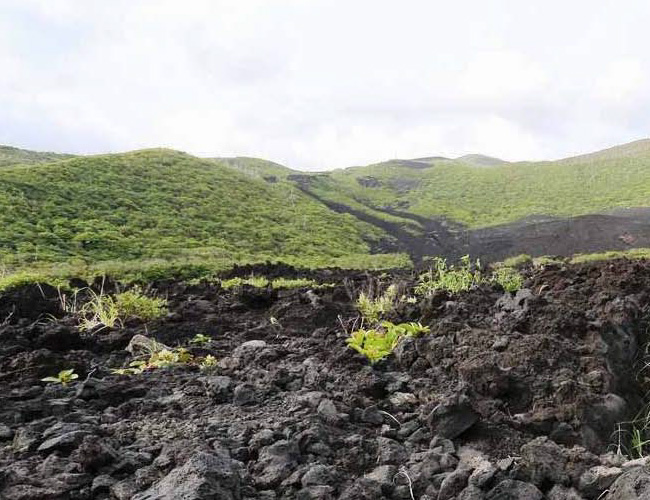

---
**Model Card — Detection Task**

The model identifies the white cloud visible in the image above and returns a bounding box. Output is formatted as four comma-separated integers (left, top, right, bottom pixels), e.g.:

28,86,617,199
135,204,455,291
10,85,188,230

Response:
594,59,647,104
1,0,650,169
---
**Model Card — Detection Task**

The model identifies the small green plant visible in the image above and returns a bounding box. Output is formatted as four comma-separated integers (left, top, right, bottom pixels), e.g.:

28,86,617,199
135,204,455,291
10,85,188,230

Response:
112,360,148,376
78,289,121,332
190,333,213,345
112,346,195,375
631,427,650,458
357,284,398,323
200,355,218,372
346,321,430,363
114,286,167,321
415,255,483,296
492,266,524,292
41,369,79,386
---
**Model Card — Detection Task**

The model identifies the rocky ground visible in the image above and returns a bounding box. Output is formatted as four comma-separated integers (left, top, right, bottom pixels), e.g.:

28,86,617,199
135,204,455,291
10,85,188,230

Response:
2,261,650,499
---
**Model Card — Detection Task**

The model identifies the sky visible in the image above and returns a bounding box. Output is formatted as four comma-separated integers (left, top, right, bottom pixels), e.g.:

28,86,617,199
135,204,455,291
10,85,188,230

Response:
1,0,650,171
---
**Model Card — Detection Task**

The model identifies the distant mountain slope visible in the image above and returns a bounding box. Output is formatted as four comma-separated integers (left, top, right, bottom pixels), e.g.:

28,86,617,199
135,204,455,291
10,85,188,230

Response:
300,139,650,228
0,149,398,270
0,145,74,167
456,154,508,167
557,138,650,163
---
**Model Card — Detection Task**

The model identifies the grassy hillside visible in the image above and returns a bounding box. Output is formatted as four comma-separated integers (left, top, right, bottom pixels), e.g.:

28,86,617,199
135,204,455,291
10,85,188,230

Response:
304,140,650,228
0,145,74,168
0,149,407,282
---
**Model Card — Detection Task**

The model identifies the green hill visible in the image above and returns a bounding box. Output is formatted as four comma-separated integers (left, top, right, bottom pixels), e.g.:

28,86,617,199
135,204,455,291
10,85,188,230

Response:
0,145,74,168
3,138,650,286
0,149,405,283
303,140,650,228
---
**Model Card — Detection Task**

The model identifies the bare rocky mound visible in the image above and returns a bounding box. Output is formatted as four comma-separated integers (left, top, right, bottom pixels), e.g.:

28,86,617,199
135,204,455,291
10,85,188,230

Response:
2,261,650,499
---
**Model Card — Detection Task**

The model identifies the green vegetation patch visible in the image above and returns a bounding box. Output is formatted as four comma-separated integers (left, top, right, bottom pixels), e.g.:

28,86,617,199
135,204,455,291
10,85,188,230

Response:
346,321,430,363
0,149,401,274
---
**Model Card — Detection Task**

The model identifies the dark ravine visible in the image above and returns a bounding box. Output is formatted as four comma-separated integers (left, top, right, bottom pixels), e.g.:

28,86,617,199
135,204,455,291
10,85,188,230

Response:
4,261,650,498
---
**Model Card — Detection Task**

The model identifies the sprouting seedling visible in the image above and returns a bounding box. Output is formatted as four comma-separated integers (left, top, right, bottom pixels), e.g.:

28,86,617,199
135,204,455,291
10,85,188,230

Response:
41,369,79,386
190,333,213,345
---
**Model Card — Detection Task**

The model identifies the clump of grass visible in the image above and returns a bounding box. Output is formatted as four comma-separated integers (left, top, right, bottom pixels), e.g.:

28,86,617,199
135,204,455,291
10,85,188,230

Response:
357,284,398,323
114,286,167,321
78,290,121,332
492,266,524,292
346,321,430,363
415,255,483,296
77,286,166,332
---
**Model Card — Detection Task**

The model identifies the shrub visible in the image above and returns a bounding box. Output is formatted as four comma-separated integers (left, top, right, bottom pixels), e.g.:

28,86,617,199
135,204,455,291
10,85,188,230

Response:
114,286,167,321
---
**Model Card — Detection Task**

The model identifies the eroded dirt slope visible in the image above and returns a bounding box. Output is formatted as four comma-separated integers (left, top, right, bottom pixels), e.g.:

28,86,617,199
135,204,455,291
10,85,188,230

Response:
2,262,650,499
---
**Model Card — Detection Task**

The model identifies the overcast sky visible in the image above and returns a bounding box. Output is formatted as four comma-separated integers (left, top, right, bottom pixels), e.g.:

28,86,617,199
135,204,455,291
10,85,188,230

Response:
1,0,650,170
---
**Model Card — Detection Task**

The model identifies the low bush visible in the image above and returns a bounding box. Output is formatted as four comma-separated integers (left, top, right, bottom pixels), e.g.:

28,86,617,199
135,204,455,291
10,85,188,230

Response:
114,286,168,321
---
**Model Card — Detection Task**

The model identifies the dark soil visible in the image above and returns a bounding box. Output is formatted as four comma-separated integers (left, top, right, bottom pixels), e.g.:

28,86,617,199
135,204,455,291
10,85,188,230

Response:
3,261,650,499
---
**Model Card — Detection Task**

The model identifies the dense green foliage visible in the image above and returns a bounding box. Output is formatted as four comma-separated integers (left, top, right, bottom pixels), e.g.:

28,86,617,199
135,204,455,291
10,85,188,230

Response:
0,149,406,281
